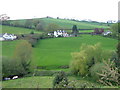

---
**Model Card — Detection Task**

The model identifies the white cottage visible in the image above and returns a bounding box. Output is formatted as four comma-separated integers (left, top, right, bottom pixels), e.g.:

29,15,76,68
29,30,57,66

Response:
102,31,112,36
0,33,17,41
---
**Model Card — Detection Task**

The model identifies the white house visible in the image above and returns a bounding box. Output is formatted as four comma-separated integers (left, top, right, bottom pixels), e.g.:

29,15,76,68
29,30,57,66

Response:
102,31,112,36
48,30,69,37
0,33,17,41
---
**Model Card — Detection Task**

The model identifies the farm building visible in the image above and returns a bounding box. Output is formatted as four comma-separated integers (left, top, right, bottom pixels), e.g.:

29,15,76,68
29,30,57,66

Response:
102,30,112,36
48,30,69,37
0,33,17,41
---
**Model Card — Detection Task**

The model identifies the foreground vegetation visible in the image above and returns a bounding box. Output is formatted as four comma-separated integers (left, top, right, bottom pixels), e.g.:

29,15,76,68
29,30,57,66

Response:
3,76,119,88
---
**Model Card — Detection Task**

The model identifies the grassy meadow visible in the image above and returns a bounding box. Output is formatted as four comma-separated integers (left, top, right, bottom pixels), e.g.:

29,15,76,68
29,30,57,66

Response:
33,35,118,68
0,25,42,34
2,35,118,69
9,18,110,29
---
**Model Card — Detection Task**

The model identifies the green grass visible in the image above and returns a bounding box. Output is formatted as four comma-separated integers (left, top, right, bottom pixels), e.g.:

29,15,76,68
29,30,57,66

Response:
2,35,118,69
1,40,24,57
2,76,54,88
9,18,110,29
3,76,118,88
0,25,42,34
2,76,100,88
41,18,110,29
33,35,118,67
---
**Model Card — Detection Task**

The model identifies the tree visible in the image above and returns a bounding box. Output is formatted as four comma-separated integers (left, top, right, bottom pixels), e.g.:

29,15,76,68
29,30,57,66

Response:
35,21,46,31
24,19,33,29
13,40,33,75
70,43,113,76
111,23,120,37
0,14,10,21
32,19,40,29
72,25,78,37
12,21,20,27
2,56,25,78
0,14,10,25
46,23,60,32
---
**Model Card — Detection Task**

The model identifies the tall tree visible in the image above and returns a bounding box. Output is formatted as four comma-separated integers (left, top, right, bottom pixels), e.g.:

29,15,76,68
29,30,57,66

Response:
35,20,45,31
72,25,78,37
32,19,40,29
13,40,33,75
24,19,33,29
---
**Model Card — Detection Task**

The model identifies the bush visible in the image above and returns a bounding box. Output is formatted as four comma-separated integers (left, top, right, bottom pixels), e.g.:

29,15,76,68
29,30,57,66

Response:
28,39,38,47
90,63,105,81
30,31,34,34
13,41,33,76
2,56,27,78
70,51,88,76
53,71,68,88
110,52,119,68
70,43,112,76
97,60,120,86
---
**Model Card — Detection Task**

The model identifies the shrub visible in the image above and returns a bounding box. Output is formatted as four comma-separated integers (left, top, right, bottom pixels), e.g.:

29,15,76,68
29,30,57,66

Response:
2,56,26,78
53,71,68,88
30,31,34,34
110,52,119,68
97,60,120,86
70,43,112,76
70,51,88,76
28,39,38,47
13,40,33,76
90,63,105,81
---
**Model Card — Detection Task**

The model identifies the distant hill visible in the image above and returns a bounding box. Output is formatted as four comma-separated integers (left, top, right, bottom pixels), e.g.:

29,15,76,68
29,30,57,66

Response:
6,18,110,30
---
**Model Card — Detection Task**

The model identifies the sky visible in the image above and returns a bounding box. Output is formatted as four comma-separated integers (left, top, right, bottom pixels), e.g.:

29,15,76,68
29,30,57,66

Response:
0,0,119,22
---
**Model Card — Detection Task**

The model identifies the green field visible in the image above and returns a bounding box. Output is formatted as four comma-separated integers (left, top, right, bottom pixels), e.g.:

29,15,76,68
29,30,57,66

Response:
33,35,118,68
41,18,110,29
9,18,110,29
2,35,118,69
0,25,42,34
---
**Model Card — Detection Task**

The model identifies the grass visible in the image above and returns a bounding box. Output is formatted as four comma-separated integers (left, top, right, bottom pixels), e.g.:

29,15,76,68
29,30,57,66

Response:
9,18,110,30
2,76,54,88
2,76,101,88
2,76,119,88
2,35,118,69
40,18,110,29
0,25,42,34
33,35,118,68
1,40,25,57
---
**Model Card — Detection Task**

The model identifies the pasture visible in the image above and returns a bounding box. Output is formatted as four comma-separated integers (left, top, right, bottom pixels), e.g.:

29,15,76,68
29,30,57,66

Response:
2,35,118,69
0,25,41,34
41,18,110,29
9,18,110,29
33,35,118,68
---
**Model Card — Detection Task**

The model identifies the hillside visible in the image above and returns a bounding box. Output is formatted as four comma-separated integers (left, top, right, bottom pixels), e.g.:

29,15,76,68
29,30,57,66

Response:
2,35,118,69
7,18,110,30
0,25,42,34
